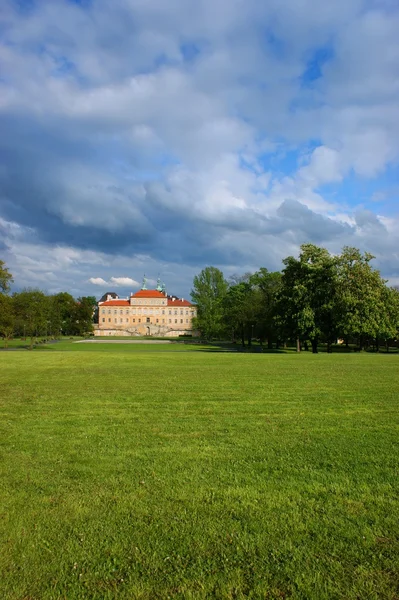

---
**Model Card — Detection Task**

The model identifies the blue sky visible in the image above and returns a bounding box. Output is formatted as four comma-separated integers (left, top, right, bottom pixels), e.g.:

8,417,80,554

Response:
1,0,399,298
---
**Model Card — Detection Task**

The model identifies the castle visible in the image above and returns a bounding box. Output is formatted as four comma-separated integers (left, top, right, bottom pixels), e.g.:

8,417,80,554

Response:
95,277,197,337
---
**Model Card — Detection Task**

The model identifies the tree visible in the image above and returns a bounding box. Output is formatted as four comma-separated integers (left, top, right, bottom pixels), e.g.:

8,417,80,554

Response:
0,260,13,293
223,280,258,346
275,244,338,353
0,294,15,347
70,297,95,335
336,247,388,349
191,267,228,339
49,292,76,336
250,268,282,348
13,289,49,349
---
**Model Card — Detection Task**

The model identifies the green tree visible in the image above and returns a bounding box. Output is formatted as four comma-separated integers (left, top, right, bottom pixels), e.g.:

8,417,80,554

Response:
223,280,258,346
275,244,338,353
250,268,282,348
0,294,15,347
336,247,388,349
0,260,13,293
70,297,95,335
13,289,49,349
49,292,76,336
191,267,228,339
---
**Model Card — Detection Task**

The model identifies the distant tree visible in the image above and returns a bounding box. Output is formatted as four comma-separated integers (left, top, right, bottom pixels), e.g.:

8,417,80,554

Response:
250,268,282,348
0,294,15,347
13,289,49,349
49,292,77,336
70,297,95,335
377,286,399,351
223,280,258,346
335,247,388,349
275,244,338,353
0,260,13,293
191,267,228,339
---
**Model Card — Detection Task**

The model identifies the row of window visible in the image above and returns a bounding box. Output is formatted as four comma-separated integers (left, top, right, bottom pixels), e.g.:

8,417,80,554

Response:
102,318,190,325
101,308,193,316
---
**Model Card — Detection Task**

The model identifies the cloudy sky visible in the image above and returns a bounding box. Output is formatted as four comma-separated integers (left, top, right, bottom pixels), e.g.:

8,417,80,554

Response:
1,0,399,299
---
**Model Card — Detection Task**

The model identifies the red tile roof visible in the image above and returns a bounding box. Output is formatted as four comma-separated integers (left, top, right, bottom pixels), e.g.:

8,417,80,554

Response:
167,298,193,307
131,290,166,298
99,300,130,306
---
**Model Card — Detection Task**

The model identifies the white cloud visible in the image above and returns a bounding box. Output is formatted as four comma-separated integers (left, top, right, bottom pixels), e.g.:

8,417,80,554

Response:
0,0,399,292
89,277,108,286
110,277,140,287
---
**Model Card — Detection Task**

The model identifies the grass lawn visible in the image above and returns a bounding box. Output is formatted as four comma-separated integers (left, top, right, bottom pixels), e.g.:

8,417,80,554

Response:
1,343,399,599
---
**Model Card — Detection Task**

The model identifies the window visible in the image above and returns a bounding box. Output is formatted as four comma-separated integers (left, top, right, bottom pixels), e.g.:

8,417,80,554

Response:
108,318,111,323
114,309,117,315
146,317,150,323
169,319,171,324
120,318,123,323
186,319,189,324
120,310,123,315
156,318,159,323
102,318,105,323
138,319,141,323
102,309,105,314
126,309,129,314
175,319,177,324
169,309,172,315
133,319,135,323
162,319,165,324
174,309,177,315
126,318,129,322
114,318,117,323
162,309,165,315
180,309,183,315
185,310,188,315
180,319,183,324
108,309,111,314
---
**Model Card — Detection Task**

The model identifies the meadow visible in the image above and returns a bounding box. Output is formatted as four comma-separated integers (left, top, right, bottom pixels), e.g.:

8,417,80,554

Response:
1,341,399,599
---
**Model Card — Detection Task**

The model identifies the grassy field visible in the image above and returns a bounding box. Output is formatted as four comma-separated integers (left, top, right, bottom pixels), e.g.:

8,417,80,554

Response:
1,342,399,599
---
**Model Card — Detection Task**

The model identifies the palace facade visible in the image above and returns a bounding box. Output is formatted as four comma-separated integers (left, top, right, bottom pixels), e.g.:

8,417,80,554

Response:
95,280,197,337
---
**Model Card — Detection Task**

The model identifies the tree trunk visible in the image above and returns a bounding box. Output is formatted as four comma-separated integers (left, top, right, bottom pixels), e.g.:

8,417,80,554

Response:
296,338,301,353
386,342,389,353
311,339,318,354
241,327,245,347
376,338,380,353
268,339,273,349
327,340,332,353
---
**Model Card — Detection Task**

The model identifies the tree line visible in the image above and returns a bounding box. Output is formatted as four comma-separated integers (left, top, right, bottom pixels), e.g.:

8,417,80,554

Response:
0,261,96,349
191,244,399,353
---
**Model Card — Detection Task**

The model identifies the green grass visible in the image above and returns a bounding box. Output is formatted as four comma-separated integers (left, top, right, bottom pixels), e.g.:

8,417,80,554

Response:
1,345,399,599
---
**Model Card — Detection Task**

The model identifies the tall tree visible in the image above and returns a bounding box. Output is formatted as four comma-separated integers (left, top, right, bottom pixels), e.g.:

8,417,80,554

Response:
0,294,15,347
336,247,388,348
49,292,77,336
191,267,228,339
223,280,258,346
70,297,95,335
0,260,13,293
275,244,338,353
250,268,282,348
13,289,49,349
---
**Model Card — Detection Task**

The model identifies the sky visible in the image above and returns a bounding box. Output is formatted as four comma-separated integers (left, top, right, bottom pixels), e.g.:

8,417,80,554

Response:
1,0,399,299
